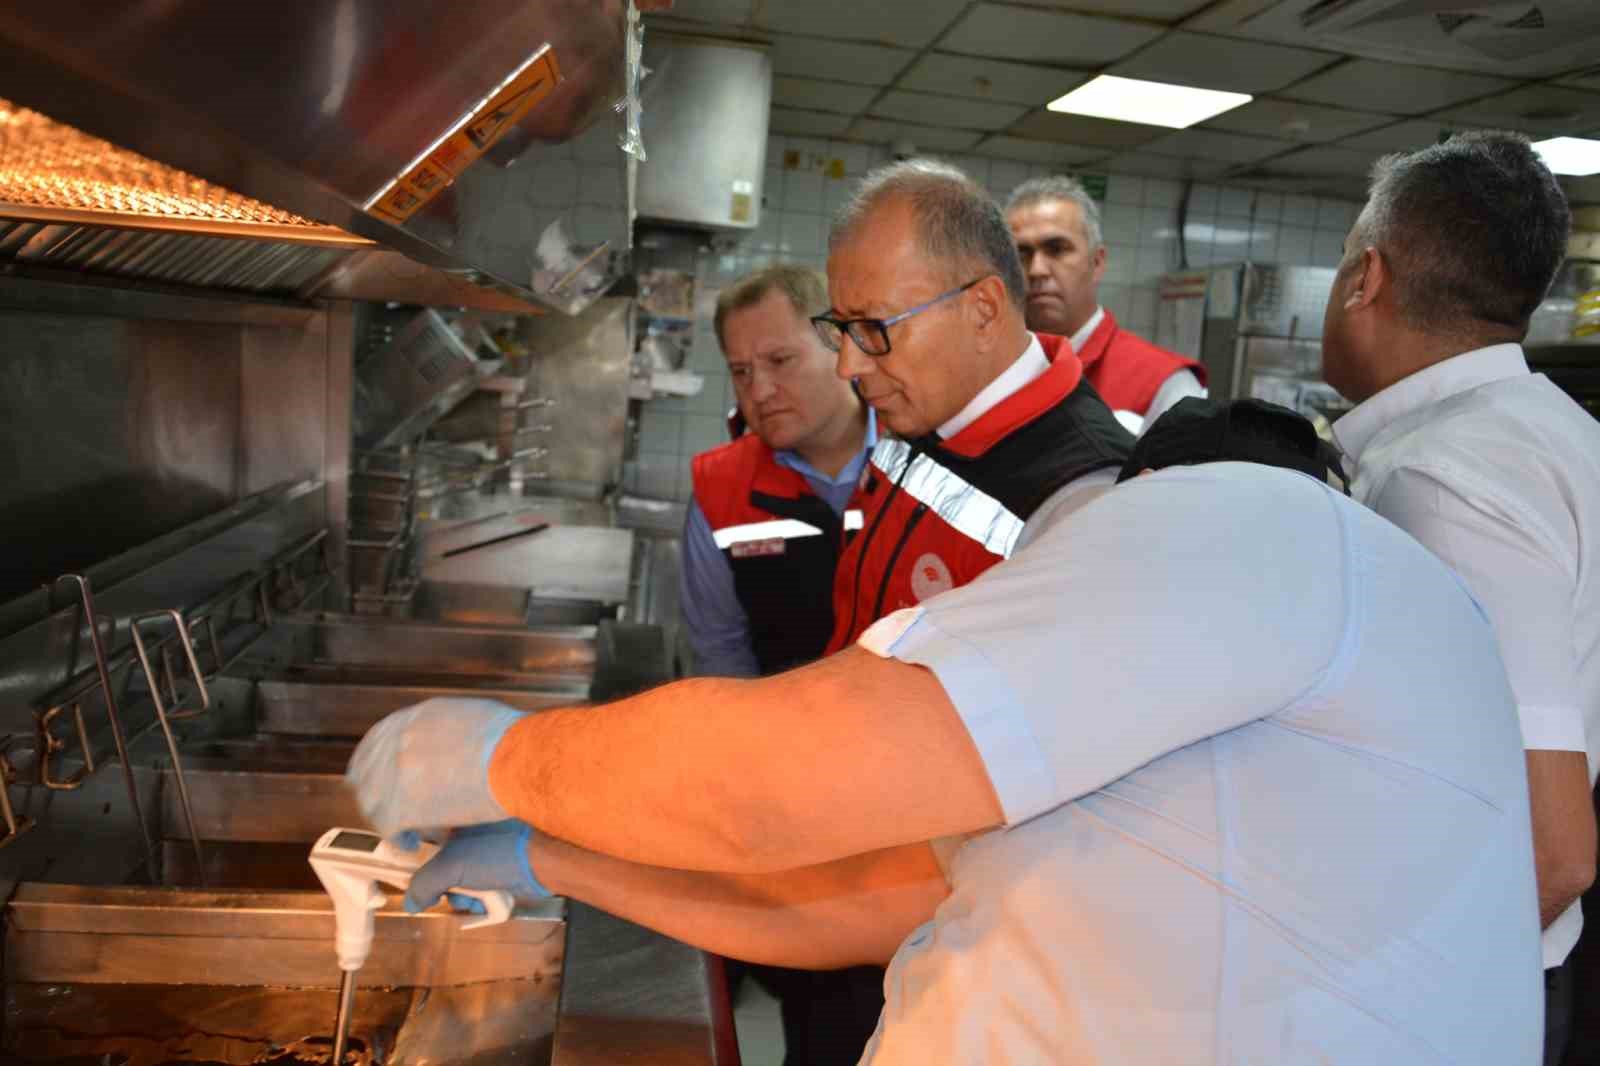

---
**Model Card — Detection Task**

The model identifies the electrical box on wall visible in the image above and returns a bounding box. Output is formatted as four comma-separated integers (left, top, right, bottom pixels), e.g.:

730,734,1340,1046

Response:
636,35,771,230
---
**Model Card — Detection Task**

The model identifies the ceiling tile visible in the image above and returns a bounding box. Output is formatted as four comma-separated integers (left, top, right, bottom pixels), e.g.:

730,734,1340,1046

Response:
1282,60,1515,117
755,0,969,49
973,136,1110,166
1009,110,1170,150
871,90,1029,131
1101,152,1228,180
846,118,982,153
770,35,915,87
1431,85,1600,137
941,5,1163,67
1109,32,1336,95
1145,128,1295,164
1259,145,1379,177
1333,119,1459,155
1008,0,1213,21
897,53,1088,107
769,107,854,138
1204,98,1392,144
773,77,879,115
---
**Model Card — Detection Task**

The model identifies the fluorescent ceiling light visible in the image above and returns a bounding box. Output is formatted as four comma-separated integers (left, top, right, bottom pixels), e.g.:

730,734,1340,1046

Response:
1048,74,1250,130
1533,136,1600,177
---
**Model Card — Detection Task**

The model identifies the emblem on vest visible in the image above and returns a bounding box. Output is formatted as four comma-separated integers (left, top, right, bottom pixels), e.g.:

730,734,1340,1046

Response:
731,537,786,559
910,552,953,601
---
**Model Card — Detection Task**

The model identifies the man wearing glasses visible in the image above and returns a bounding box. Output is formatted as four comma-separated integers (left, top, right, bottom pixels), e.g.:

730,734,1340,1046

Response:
812,160,1133,654
680,264,885,1064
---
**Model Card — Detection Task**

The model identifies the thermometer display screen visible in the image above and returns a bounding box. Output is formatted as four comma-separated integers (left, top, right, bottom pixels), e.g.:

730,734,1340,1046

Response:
329,831,382,853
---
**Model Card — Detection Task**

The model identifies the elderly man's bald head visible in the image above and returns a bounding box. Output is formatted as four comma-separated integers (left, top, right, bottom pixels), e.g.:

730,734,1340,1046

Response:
830,159,1027,312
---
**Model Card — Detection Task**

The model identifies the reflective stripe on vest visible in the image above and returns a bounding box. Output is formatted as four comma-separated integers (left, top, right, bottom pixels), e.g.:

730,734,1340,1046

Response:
712,518,825,549
869,438,1025,558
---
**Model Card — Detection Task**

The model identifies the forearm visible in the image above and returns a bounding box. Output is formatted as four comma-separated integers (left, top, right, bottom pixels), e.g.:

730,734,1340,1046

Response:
487,649,1000,873
533,834,948,969
1526,750,1597,928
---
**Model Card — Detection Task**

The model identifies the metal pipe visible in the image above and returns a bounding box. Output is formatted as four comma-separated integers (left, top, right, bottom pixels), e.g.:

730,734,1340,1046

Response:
130,611,207,885
331,969,357,1066
46,574,156,876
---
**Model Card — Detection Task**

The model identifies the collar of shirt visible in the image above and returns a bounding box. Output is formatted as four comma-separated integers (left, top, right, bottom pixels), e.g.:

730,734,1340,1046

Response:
774,406,879,491
1069,306,1106,356
1333,343,1530,463
936,333,1050,440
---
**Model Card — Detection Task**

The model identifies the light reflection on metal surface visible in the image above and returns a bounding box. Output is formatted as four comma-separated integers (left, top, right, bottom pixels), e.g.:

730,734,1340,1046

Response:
0,98,361,240
0,2,635,312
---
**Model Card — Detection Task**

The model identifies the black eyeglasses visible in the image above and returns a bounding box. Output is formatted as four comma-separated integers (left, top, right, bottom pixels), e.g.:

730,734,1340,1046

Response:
811,277,985,357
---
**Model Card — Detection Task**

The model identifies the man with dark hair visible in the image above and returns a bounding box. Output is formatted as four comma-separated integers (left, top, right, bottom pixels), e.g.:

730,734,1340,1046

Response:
815,159,1133,652
1006,175,1206,429
1116,396,1347,491
682,263,882,1065
1323,129,1600,1064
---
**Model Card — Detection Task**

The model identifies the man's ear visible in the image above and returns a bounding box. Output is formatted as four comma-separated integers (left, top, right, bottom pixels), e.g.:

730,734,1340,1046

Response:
969,275,1008,338
1346,247,1386,312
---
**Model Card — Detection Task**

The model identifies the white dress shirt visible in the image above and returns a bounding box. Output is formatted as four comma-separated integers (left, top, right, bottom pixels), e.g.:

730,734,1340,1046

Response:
858,463,1540,1064
1334,343,1600,968
1070,305,1207,433
936,333,1048,440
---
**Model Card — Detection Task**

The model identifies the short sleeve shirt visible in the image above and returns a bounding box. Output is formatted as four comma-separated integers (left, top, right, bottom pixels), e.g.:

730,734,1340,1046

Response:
857,463,1541,1065
1334,345,1600,967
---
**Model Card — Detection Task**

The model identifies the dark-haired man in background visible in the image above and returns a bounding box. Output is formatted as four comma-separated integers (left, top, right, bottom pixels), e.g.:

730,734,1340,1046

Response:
1322,130,1600,1064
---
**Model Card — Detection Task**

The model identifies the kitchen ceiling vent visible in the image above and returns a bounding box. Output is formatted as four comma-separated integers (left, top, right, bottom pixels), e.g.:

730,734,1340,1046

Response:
1229,0,1600,77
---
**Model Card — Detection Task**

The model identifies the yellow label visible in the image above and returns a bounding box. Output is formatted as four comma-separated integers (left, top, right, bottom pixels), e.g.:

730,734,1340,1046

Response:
730,192,752,223
370,49,563,225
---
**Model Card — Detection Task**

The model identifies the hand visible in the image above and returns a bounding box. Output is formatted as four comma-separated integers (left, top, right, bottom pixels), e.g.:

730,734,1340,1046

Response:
346,697,525,838
404,820,550,914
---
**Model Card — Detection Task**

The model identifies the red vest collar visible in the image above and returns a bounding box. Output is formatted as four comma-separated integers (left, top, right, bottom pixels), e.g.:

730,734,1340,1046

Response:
1073,310,1118,372
939,333,1083,459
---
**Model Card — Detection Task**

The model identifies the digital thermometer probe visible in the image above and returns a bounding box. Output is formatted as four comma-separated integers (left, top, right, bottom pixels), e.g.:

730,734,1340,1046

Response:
309,827,513,1063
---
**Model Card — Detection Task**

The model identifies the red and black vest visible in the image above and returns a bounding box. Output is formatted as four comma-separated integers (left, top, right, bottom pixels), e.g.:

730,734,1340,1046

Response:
826,333,1133,653
1077,309,1207,415
692,434,867,675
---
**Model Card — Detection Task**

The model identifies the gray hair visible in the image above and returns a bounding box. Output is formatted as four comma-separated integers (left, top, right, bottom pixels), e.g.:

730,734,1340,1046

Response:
1005,175,1104,250
1360,130,1569,334
830,158,1027,311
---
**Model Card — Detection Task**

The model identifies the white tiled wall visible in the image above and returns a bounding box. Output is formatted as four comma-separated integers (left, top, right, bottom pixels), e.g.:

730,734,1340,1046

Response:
624,135,1364,502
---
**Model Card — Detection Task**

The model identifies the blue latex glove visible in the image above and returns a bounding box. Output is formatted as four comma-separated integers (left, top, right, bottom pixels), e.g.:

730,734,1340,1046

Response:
345,697,525,838
403,820,550,914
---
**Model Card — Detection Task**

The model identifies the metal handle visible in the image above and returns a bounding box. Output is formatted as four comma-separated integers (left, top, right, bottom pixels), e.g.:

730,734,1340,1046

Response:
132,611,211,721
0,746,36,850
43,574,156,871
131,610,209,885
37,701,95,790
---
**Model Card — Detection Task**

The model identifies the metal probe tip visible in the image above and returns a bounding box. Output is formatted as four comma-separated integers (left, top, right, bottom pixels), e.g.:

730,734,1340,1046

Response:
331,969,357,1065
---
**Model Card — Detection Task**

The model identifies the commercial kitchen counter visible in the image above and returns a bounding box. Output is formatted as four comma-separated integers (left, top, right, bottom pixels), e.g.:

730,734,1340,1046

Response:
556,903,739,1066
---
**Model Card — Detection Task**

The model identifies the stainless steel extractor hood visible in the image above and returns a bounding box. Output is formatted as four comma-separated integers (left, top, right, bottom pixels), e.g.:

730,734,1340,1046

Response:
0,1,638,314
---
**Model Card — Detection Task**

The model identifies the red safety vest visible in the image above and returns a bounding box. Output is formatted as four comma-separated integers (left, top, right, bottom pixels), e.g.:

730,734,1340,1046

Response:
825,333,1133,653
692,434,867,675
1076,310,1207,416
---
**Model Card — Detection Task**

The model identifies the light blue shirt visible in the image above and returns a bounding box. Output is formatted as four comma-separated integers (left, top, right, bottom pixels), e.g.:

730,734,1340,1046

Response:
857,463,1541,1065
680,410,877,677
